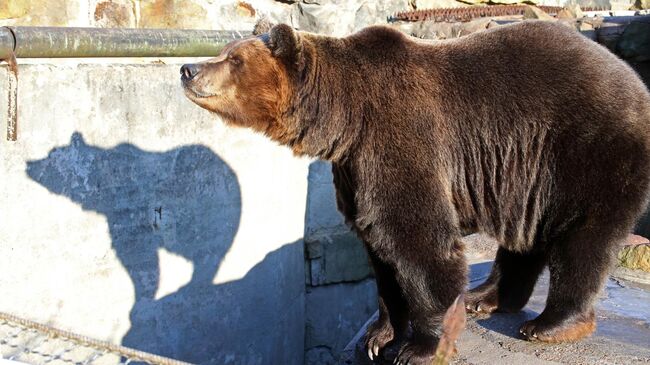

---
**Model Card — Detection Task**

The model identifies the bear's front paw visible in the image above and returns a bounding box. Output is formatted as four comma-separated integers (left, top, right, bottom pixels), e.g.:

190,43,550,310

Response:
393,340,437,365
464,287,498,315
364,319,395,361
520,311,596,343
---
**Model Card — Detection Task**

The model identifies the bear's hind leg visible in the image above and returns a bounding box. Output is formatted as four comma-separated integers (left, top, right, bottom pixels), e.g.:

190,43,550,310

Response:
364,250,409,361
519,225,617,342
466,246,546,315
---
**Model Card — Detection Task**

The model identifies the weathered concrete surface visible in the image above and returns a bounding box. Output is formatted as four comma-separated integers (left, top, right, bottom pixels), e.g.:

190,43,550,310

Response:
305,161,378,365
306,279,378,365
0,59,309,365
340,258,650,364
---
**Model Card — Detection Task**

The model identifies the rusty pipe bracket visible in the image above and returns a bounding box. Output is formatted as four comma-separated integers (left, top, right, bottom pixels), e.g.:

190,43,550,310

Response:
1,26,18,141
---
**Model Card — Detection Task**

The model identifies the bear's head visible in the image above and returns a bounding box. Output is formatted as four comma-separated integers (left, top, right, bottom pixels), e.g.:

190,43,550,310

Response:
181,24,304,143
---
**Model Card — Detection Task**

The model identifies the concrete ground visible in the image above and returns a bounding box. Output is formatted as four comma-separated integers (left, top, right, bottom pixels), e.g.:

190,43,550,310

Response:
340,236,650,365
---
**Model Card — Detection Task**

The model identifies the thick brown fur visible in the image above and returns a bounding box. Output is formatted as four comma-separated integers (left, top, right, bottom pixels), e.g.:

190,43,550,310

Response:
181,21,650,364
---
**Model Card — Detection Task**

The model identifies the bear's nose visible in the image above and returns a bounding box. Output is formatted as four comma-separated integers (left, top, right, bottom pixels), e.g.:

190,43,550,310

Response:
180,64,200,80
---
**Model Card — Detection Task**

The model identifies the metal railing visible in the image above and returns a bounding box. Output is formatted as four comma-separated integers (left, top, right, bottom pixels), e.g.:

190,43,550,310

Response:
0,27,247,58
0,26,248,141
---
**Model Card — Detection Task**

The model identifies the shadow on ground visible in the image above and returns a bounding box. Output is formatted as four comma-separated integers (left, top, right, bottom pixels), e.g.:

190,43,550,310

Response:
26,132,303,365
468,261,539,340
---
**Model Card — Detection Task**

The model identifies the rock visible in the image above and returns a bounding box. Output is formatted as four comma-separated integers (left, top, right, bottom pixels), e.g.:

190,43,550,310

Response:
291,0,410,36
139,0,210,29
523,5,556,21
0,0,76,26
403,20,457,40
460,17,498,35
557,4,584,20
616,21,650,61
93,0,136,28
137,0,293,31
253,16,274,35
635,0,650,9
566,4,585,18
557,9,575,19
618,243,650,272
401,18,509,40
578,20,597,40
0,1,30,19
610,0,636,10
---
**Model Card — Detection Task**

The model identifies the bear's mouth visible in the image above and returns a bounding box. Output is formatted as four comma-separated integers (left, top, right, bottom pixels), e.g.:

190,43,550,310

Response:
182,82,219,99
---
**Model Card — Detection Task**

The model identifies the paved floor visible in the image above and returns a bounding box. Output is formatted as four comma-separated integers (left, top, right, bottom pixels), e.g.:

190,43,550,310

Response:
0,313,189,365
341,259,650,365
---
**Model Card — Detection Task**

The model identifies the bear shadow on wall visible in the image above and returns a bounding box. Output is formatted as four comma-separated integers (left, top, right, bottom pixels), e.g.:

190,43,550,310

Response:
26,132,302,364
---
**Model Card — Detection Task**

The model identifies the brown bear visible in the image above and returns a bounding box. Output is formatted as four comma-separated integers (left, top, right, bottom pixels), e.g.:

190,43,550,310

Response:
180,21,650,364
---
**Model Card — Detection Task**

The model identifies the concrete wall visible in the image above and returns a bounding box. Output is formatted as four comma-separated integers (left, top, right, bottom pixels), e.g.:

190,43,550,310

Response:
0,59,309,365
303,162,377,365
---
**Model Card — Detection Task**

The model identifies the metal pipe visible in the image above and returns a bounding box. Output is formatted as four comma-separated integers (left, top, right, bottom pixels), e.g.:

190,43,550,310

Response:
0,28,15,60
0,26,247,58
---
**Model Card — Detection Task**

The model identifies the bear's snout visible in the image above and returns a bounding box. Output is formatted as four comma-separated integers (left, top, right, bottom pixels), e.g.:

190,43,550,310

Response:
180,64,201,81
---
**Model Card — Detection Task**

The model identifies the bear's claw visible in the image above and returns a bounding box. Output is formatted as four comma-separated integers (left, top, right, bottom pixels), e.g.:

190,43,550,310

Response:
464,289,499,315
364,319,395,362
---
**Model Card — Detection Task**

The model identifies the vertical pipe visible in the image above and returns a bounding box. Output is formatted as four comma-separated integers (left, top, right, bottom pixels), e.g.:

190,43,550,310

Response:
6,54,17,141
1,27,18,141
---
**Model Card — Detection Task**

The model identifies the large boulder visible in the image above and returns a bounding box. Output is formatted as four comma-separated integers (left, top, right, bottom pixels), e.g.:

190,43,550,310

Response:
617,21,650,61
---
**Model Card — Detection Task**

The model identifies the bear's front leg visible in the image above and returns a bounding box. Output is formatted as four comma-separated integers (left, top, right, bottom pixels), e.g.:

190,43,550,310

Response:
391,237,467,365
368,201,467,365
364,249,409,361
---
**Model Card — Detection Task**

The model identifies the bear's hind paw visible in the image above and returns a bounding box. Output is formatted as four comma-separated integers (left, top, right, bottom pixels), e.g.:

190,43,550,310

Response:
520,311,596,343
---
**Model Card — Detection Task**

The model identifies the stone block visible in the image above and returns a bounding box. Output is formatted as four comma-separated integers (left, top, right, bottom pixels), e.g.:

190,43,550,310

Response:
139,0,210,29
93,0,136,28
305,161,347,237
0,0,81,26
291,0,410,37
306,232,373,286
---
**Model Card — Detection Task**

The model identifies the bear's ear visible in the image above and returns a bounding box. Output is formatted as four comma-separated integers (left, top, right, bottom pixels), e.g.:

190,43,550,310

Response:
267,24,303,70
70,132,86,148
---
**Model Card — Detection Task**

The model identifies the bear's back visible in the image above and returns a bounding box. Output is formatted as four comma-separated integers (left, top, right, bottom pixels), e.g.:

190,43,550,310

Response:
340,22,650,247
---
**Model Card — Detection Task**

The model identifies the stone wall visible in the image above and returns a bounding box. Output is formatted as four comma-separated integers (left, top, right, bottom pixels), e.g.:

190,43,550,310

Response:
0,0,409,34
3,0,645,35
